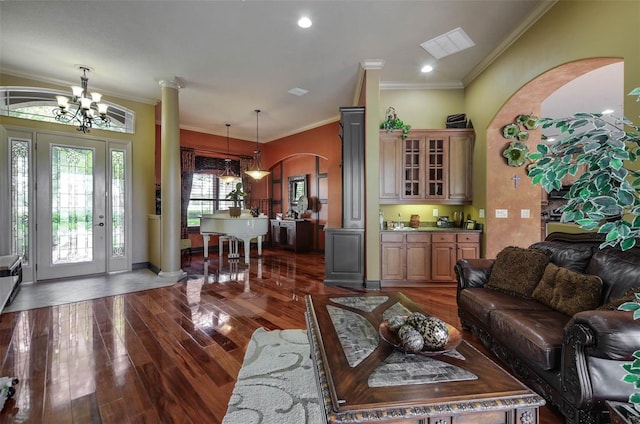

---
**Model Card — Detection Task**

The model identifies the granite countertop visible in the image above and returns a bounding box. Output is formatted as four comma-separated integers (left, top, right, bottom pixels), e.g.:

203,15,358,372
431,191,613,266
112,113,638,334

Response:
381,227,482,233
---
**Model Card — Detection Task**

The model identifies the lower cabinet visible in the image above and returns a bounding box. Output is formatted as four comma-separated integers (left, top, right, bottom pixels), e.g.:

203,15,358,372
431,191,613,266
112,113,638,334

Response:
381,231,480,286
270,219,312,252
431,233,456,282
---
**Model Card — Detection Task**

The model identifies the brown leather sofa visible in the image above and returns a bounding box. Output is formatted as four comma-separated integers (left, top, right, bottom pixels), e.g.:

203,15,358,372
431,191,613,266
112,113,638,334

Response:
455,232,640,424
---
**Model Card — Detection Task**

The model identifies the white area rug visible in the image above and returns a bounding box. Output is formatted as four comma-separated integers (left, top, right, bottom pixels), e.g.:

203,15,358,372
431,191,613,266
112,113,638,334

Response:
222,328,323,424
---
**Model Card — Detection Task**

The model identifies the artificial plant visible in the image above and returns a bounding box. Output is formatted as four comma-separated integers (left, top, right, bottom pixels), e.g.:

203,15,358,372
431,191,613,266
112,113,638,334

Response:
527,87,640,251
380,107,412,139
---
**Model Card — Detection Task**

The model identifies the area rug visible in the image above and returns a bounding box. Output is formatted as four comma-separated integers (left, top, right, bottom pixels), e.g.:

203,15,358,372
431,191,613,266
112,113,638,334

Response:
222,328,323,424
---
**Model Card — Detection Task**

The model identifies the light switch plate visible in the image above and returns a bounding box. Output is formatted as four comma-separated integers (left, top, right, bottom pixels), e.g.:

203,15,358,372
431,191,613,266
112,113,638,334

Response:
521,209,530,218
479,209,485,218
495,209,508,218
433,208,439,217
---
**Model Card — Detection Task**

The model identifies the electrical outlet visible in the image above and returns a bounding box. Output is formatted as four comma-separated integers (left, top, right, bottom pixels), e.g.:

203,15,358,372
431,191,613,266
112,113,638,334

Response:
479,209,485,218
521,209,530,218
433,208,439,217
495,209,508,218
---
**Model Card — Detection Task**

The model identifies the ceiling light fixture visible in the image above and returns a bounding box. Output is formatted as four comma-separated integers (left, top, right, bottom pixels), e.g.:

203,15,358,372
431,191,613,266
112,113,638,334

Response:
219,123,238,184
298,16,312,28
245,109,270,180
421,65,434,73
53,66,110,133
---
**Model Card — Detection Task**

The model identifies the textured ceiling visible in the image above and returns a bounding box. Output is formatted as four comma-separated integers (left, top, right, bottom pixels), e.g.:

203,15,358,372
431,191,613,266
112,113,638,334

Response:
1,1,560,141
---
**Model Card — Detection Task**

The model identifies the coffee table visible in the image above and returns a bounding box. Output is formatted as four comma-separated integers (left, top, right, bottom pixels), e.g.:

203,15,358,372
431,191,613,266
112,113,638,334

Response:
305,292,545,424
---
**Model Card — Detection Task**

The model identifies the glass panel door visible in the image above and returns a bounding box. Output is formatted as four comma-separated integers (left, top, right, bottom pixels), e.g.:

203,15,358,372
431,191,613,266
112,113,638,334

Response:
36,134,106,280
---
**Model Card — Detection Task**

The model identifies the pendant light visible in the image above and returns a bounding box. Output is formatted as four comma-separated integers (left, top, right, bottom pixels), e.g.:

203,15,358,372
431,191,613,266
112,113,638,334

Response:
245,109,270,180
219,123,238,184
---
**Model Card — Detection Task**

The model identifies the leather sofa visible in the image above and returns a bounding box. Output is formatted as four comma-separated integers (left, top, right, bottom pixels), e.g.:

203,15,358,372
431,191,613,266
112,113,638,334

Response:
455,232,640,424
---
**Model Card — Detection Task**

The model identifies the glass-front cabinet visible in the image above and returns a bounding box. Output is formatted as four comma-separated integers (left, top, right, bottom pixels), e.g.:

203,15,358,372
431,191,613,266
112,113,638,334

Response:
426,136,445,199
402,138,422,198
380,129,474,205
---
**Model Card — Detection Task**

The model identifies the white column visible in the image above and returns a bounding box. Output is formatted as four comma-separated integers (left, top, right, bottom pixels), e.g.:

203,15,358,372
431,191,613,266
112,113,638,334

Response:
158,79,184,280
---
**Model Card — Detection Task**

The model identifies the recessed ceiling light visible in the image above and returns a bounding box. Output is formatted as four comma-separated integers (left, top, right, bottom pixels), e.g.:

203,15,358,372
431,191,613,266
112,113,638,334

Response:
420,27,475,59
298,16,312,28
288,87,309,97
421,65,434,73
602,109,614,115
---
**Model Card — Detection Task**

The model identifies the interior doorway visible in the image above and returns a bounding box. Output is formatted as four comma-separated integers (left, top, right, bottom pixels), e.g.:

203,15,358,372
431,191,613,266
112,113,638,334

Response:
484,58,624,257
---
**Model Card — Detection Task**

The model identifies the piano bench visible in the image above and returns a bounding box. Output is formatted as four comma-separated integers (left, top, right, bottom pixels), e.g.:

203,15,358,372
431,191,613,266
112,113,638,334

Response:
180,239,192,264
219,236,240,259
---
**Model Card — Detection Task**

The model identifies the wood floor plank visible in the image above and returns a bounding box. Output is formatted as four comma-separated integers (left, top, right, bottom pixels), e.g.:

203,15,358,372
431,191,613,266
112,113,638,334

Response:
0,249,566,423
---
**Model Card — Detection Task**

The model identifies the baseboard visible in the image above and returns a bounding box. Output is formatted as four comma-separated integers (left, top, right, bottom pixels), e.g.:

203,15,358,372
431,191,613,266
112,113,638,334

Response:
364,279,381,290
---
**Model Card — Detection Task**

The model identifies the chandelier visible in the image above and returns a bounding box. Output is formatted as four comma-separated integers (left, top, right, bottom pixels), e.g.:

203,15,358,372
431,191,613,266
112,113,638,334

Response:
219,123,238,184
245,109,270,180
53,66,110,133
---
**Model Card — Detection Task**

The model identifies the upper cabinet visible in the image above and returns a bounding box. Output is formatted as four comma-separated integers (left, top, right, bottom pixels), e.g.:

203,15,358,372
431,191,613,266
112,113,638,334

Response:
379,129,474,205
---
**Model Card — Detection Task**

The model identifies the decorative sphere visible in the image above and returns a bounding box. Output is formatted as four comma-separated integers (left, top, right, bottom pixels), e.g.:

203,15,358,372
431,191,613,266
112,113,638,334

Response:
399,326,424,352
406,312,429,331
421,317,449,350
387,315,406,332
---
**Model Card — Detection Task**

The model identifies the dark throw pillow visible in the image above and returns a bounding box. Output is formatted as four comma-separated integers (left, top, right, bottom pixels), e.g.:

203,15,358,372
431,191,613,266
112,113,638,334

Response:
486,246,551,298
533,263,603,316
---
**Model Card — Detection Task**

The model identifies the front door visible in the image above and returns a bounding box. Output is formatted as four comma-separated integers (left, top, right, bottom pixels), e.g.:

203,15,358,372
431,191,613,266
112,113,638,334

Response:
36,133,107,280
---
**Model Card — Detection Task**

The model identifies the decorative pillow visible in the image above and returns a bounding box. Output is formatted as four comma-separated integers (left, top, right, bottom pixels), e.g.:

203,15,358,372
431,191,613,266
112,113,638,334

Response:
486,246,551,298
597,287,640,311
532,263,603,316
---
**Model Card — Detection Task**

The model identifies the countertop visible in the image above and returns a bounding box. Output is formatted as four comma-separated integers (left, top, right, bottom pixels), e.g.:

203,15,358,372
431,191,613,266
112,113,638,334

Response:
381,227,482,233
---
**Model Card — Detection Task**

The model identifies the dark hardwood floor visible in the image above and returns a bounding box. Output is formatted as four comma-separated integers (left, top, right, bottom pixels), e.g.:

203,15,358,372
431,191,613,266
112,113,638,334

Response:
0,248,565,423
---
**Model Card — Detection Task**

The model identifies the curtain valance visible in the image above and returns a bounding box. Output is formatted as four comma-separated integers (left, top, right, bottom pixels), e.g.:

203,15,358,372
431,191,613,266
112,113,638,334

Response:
195,156,240,175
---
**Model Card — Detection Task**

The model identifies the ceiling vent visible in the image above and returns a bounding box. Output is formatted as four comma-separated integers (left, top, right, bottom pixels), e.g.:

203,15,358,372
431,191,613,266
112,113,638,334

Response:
420,27,475,59
288,87,309,97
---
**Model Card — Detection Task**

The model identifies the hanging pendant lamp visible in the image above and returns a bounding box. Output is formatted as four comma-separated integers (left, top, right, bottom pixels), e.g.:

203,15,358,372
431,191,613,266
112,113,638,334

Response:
245,109,270,180
219,123,238,184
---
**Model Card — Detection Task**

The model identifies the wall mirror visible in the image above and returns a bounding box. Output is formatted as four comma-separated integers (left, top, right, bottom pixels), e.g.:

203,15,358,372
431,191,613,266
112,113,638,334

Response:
288,174,308,215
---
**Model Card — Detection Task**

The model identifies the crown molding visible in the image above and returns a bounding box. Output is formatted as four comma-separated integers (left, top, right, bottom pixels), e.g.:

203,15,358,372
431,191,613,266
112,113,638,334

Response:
463,0,558,86
361,59,386,70
380,81,464,90
0,67,159,105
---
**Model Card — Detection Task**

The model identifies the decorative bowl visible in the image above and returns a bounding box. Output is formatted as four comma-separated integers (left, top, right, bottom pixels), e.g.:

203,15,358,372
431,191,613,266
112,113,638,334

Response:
379,319,462,356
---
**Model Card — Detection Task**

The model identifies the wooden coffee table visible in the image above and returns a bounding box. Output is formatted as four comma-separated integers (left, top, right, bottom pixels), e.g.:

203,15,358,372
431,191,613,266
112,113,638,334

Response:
305,292,545,424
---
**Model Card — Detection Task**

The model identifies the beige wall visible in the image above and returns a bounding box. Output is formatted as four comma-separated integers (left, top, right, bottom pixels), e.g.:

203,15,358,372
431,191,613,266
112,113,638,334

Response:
380,89,466,130
0,73,157,265
464,0,640,257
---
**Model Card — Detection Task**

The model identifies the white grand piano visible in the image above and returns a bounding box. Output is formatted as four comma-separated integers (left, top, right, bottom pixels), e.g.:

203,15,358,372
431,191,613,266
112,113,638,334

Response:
199,210,268,264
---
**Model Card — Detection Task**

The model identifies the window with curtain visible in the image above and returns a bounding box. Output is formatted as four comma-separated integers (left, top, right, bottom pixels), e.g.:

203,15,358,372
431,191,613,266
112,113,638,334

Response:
187,173,240,226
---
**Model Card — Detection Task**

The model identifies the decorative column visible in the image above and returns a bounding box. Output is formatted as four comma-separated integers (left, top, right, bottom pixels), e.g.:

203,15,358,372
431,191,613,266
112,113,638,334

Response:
158,79,183,280
362,60,383,287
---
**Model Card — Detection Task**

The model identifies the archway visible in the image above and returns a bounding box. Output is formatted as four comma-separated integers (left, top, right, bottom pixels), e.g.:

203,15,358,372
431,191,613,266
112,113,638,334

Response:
269,153,329,251
484,58,623,257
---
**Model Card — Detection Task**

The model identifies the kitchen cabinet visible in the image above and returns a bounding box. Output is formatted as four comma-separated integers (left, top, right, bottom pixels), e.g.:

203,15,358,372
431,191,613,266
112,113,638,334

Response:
379,133,402,200
379,129,474,204
431,233,457,282
456,233,481,260
270,219,312,253
381,230,481,286
381,232,431,285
